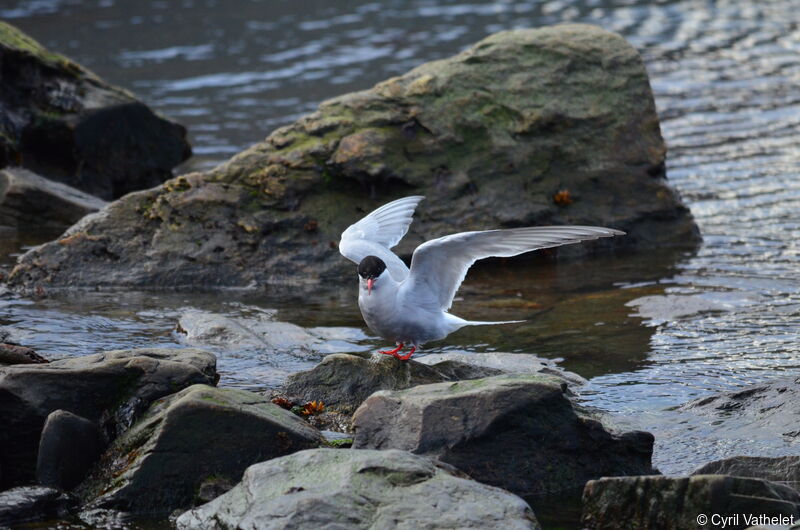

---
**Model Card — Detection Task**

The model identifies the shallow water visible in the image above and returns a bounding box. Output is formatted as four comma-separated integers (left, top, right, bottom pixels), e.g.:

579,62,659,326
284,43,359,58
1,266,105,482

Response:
3,0,799,485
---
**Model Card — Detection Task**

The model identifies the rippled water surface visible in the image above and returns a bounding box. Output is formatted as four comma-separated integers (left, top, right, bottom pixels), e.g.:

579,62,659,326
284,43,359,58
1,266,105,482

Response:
3,0,799,480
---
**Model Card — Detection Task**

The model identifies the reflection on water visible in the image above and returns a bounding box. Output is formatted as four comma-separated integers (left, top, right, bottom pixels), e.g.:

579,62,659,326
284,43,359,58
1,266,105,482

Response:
3,0,800,481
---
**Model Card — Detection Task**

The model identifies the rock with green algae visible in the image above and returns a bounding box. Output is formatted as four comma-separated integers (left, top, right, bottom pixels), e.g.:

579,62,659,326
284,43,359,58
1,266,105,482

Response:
176,448,541,530
8,24,697,291
0,21,191,200
0,348,217,488
352,374,656,504
77,384,324,515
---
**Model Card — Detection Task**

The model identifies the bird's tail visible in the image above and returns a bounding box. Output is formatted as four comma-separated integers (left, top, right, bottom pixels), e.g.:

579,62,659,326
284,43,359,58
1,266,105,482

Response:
464,319,526,326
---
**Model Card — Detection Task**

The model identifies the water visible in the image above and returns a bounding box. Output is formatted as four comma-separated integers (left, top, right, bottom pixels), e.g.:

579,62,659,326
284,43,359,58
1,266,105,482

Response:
3,0,799,483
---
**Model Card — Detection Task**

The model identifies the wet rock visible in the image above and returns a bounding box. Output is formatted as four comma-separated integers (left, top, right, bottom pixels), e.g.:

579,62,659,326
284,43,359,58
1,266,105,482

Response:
8,24,697,291
79,385,323,514
352,374,655,503
693,456,800,492
416,351,587,386
582,475,800,530
176,448,540,530
281,353,502,414
37,409,104,490
0,348,217,488
176,309,370,357
0,485,73,526
0,168,107,234
0,21,191,199
0,341,48,365
680,376,800,441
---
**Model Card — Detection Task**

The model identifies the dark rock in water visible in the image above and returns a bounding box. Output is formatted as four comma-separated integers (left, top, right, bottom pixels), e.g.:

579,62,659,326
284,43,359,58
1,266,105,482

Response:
0,485,73,526
582,475,800,530
693,456,800,493
7,24,698,291
680,376,800,441
0,168,107,233
0,348,217,488
0,21,191,200
0,341,49,365
79,384,323,515
176,448,541,530
281,353,503,415
37,409,104,490
352,374,656,503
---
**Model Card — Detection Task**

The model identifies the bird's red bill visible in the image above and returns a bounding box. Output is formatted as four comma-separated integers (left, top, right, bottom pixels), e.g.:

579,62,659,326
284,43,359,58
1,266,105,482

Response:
367,278,374,295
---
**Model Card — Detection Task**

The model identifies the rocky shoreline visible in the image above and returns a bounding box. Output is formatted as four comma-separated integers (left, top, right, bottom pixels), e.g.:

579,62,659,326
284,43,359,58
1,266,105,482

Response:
2,346,799,529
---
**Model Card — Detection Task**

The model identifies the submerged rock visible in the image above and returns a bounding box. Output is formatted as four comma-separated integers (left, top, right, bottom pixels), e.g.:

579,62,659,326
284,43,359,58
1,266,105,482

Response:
176,448,540,530
280,353,502,415
8,24,697,291
176,309,370,357
36,409,104,490
0,486,73,526
582,475,800,530
679,376,800,441
0,21,191,199
693,456,800,493
79,385,323,514
352,374,655,503
0,348,217,488
416,351,587,386
0,168,107,232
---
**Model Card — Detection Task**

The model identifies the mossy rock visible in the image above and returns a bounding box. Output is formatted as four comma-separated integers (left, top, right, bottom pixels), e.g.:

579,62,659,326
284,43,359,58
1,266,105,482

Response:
9,24,697,291
78,385,324,514
0,21,191,200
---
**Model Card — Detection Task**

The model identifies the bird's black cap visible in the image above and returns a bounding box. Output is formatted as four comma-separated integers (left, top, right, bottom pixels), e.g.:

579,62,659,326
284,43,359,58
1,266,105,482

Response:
358,255,386,280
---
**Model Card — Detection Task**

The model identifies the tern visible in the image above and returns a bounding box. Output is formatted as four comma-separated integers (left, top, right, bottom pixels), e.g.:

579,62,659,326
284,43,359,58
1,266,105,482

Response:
339,196,624,360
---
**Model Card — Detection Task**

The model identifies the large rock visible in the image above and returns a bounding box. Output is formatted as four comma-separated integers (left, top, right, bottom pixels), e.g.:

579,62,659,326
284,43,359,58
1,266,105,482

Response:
0,21,191,199
0,348,216,487
693,456,800,492
176,448,540,530
79,385,323,514
7,24,698,291
281,353,502,414
582,475,800,530
0,168,107,232
352,374,655,503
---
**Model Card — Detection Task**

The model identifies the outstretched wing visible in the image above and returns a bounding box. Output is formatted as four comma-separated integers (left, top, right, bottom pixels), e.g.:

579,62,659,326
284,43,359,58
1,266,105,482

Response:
404,226,625,310
339,196,425,281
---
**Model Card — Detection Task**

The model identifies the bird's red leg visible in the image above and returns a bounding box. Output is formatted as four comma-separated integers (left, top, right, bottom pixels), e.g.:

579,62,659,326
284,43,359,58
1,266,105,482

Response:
396,346,416,361
379,343,404,356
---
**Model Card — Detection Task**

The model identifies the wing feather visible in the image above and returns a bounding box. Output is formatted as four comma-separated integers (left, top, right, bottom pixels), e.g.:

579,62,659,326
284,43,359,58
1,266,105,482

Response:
339,196,425,281
405,225,625,310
